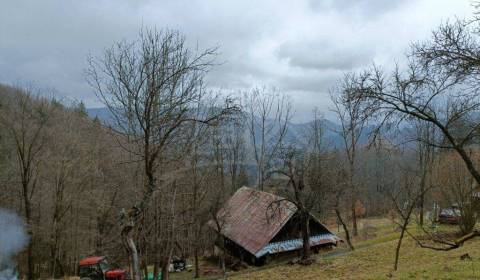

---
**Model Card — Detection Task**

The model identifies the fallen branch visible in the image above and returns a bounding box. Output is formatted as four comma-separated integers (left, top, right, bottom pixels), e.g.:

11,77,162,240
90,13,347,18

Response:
405,228,480,251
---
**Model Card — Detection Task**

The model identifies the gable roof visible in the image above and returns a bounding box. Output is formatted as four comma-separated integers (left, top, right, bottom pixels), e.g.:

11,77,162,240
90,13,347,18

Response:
208,186,298,255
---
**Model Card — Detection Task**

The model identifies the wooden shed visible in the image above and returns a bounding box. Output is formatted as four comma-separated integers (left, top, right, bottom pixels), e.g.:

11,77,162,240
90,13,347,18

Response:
208,187,340,265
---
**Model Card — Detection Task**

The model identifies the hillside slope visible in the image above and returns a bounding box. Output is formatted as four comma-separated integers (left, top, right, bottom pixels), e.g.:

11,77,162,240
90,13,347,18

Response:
229,222,480,280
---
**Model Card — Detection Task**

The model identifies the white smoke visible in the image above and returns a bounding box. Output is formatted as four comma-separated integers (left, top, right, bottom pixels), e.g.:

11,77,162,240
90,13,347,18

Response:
0,208,29,280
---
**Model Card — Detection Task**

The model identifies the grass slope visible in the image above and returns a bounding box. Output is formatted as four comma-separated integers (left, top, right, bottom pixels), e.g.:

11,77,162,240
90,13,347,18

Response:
229,219,480,280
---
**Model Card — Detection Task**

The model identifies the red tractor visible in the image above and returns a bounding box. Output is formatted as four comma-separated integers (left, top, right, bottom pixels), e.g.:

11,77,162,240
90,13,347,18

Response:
78,256,126,280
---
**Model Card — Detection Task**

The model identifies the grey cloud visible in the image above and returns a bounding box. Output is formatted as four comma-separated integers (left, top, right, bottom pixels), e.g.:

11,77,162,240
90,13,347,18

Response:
0,0,473,120
277,70,339,93
276,40,374,71
309,0,406,17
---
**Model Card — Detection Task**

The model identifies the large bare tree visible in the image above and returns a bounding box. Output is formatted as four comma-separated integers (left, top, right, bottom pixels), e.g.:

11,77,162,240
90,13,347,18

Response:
86,28,235,280
347,18,480,250
244,87,291,190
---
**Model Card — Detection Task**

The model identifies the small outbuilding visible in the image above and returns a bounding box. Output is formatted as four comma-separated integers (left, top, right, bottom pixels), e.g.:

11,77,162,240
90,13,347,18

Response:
208,187,340,265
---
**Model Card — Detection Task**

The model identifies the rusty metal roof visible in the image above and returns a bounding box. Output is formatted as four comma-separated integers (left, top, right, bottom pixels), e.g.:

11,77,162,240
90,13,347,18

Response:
208,186,298,255
79,256,105,266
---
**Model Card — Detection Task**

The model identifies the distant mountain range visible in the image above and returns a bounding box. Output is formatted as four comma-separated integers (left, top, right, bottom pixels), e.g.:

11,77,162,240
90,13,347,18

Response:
87,107,377,149
87,107,416,184
87,107,117,125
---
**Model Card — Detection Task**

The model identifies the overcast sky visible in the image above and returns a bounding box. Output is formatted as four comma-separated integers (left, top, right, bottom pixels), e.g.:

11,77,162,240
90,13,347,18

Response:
0,0,474,121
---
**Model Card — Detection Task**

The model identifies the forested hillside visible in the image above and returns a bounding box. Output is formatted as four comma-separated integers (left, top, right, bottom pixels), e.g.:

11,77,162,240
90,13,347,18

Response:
0,84,137,276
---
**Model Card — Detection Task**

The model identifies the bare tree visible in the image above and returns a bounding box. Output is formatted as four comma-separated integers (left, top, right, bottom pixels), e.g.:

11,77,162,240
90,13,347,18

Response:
45,108,92,278
350,22,480,188
331,75,370,237
330,161,355,251
185,121,212,278
344,18,480,250
412,121,436,226
389,170,427,271
271,112,330,261
244,87,292,190
209,189,230,279
223,112,247,193
86,28,235,280
272,147,315,261
436,151,478,235
0,85,139,278
0,88,52,280
159,184,178,280
375,142,430,271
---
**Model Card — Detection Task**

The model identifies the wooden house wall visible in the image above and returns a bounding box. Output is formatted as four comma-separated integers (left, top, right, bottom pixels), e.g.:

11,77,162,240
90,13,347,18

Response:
270,214,330,243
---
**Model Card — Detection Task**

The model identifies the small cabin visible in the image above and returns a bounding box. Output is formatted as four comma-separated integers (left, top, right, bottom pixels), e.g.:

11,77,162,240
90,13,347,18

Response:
208,187,340,266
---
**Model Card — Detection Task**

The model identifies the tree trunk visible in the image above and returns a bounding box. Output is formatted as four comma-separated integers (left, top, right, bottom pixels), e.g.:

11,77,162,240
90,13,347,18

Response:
51,232,58,278
153,260,159,280
153,190,160,280
194,246,199,278
419,167,427,226
351,203,358,237
124,230,141,280
24,196,34,280
73,205,80,276
161,258,169,280
127,250,133,280
438,126,480,185
152,236,160,280
419,190,425,226
142,259,148,280
221,245,226,280
26,234,34,280
334,208,354,250
301,215,311,260
394,222,407,271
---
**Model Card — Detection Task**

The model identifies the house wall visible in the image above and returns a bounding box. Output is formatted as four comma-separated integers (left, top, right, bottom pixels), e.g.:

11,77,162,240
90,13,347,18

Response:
222,237,265,266
270,215,329,242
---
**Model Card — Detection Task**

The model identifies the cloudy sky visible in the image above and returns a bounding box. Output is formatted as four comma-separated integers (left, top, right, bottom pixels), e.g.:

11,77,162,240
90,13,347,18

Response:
0,0,474,121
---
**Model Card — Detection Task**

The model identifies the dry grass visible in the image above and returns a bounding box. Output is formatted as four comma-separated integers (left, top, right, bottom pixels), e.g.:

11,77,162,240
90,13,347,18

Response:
228,218,480,280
